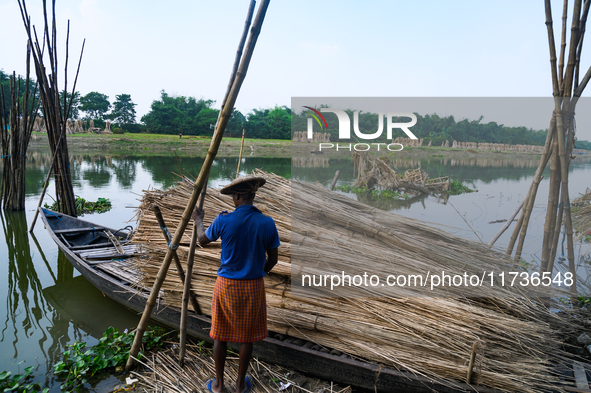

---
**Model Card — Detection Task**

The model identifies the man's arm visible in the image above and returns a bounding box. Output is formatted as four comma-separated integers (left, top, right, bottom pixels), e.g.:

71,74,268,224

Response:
264,247,278,274
192,207,211,246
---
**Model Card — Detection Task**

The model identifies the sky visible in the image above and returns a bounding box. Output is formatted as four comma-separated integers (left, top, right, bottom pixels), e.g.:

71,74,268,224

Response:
1,0,591,140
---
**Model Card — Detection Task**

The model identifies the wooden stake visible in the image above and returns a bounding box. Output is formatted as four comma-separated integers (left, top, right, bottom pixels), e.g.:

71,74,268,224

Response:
466,341,479,384
152,205,201,315
236,128,246,178
126,0,270,370
329,170,340,191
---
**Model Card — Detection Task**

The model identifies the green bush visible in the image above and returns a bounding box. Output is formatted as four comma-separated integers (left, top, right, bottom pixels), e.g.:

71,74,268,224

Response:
121,123,144,133
53,326,168,392
112,128,124,134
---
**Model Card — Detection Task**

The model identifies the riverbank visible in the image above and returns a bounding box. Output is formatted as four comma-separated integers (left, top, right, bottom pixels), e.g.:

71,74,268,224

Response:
28,132,591,161
29,133,292,157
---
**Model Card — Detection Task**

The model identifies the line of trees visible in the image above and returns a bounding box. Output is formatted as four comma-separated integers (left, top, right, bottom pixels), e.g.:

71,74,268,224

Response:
1,69,137,130
62,90,137,128
140,90,291,139
3,68,591,149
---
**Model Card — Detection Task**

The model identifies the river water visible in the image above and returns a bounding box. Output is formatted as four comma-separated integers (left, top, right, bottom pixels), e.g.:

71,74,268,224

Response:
1,150,590,391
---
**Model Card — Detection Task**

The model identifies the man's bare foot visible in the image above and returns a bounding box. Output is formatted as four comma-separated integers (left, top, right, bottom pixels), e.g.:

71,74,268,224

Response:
235,375,252,393
206,378,224,393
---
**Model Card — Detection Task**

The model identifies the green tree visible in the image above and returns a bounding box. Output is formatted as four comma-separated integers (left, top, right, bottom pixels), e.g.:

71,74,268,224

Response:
141,90,218,135
226,109,246,136
110,94,137,125
244,108,269,139
58,90,80,120
266,106,291,139
80,91,110,120
1,69,40,123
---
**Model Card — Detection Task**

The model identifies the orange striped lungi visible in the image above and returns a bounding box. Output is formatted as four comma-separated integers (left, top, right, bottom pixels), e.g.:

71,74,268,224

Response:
210,276,267,343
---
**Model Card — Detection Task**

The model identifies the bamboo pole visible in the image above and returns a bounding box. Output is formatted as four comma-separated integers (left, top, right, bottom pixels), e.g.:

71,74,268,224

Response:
549,0,581,292
178,4,256,363
574,0,591,89
540,139,562,272
152,205,201,315
178,177,208,366
236,128,246,178
126,0,270,370
558,0,568,90
505,118,555,257
218,1,256,121
0,87,8,207
509,0,589,270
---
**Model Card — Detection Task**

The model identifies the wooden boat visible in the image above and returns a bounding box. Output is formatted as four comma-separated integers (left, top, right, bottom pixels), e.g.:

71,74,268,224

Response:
40,207,500,393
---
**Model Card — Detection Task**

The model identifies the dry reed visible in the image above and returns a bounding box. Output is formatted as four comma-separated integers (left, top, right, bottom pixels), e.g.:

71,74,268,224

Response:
131,340,349,393
130,170,581,393
352,151,449,194
572,188,591,242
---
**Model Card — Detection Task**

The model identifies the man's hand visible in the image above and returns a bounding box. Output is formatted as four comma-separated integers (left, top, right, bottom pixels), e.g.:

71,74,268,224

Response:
192,206,211,246
192,207,204,222
264,248,279,274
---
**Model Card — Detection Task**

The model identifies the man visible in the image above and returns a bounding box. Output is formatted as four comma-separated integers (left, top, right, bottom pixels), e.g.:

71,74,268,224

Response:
193,176,280,393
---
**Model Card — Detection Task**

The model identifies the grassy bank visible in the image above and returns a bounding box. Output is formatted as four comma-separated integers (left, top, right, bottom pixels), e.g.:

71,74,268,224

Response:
29,133,292,158
28,132,587,161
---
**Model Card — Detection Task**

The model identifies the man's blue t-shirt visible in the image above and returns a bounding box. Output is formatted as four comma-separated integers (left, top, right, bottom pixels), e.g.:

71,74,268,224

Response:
205,204,280,280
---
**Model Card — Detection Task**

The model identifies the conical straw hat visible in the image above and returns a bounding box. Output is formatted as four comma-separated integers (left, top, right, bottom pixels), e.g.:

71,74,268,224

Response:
220,176,266,195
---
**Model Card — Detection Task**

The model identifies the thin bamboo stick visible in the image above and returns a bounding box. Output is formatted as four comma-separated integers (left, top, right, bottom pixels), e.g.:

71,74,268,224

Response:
179,224,198,366
29,128,66,232
558,0,568,90
236,128,246,178
488,199,524,247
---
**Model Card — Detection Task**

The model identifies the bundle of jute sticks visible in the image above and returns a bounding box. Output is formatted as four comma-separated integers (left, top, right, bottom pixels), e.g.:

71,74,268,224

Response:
132,170,577,393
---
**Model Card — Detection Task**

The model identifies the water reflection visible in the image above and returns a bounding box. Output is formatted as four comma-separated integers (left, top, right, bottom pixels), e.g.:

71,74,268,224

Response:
353,192,436,211
0,212,51,358
0,209,140,390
